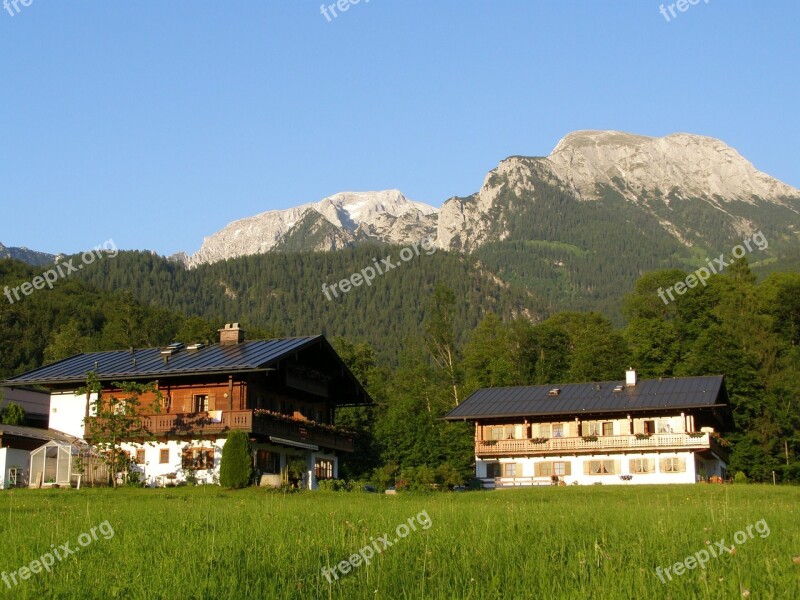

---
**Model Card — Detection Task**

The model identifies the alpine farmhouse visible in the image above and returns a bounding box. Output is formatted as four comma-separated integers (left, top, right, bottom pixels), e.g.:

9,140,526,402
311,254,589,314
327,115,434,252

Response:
445,370,732,487
4,324,372,489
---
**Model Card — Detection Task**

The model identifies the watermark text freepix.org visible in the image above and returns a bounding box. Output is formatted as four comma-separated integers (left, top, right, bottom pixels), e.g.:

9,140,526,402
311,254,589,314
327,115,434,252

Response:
3,0,33,17
655,518,770,584
3,239,117,305
321,510,432,583
320,0,370,22
657,231,767,305
2,520,115,589
322,236,436,301
659,0,709,23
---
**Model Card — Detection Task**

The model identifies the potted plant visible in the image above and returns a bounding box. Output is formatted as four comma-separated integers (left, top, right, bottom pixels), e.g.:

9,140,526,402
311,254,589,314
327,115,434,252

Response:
635,433,652,440
530,437,549,444
582,435,599,442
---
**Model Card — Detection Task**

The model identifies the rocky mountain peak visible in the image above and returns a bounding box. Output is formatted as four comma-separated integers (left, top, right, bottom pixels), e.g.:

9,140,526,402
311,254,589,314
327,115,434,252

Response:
186,190,438,267
545,130,800,204
183,130,799,265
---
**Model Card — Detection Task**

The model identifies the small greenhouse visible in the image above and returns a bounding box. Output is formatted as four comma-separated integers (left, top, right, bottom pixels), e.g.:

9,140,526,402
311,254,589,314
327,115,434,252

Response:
29,441,109,488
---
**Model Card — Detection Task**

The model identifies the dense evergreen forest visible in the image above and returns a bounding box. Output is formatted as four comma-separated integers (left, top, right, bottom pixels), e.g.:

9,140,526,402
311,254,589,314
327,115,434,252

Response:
67,247,544,364
1,253,798,484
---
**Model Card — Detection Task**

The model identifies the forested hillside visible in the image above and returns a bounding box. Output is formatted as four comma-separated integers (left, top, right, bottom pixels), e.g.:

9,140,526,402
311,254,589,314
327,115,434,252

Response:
68,247,542,363
0,259,220,379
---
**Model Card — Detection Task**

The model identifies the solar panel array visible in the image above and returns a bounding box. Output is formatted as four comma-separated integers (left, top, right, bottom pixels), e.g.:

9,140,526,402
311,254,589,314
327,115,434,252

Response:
445,375,726,420
5,337,321,385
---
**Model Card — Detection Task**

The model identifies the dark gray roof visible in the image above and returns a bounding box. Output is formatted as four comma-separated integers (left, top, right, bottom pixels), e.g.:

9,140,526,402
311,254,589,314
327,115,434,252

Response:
5,337,322,386
445,375,728,420
0,423,79,444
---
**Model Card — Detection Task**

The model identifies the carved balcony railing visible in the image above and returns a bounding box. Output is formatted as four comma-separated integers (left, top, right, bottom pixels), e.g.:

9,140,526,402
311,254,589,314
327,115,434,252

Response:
85,409,354,452
475,432,725,458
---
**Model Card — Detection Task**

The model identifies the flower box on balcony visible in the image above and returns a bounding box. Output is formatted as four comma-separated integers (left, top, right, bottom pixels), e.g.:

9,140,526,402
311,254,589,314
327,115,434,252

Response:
687,432,705,438
635,433,652,440
484,440,498,446
709,432,730,447
529,437,549,444
252,409,354,436
582,435,598,442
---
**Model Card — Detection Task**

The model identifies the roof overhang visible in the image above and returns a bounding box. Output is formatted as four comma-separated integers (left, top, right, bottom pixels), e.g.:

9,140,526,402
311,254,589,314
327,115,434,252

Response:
444,403,731,421
268,437,319,451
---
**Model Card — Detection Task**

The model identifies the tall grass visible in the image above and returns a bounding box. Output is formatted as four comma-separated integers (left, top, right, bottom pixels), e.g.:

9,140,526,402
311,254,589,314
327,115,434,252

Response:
0,485,797,599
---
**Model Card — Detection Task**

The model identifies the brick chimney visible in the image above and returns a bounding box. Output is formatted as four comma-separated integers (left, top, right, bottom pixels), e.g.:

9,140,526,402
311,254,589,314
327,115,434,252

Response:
219,323,245,345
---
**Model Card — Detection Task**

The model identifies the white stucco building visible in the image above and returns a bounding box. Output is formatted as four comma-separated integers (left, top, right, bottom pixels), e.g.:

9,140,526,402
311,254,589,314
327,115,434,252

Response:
446,371,732,487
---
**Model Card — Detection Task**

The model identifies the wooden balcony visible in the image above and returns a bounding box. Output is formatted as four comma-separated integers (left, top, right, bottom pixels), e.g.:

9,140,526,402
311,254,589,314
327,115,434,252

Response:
84,410,354,452
475,432,726,458
250,416,354,453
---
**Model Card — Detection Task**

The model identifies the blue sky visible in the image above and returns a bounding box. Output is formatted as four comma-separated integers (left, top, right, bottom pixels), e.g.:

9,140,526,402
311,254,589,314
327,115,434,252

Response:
1,1,798,256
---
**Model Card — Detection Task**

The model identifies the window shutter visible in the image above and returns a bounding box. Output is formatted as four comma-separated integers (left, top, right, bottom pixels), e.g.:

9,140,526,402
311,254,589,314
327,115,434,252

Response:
564,462,572,476
613,460,620,475
534,463,541,477
209,394,216,411
583,461,591,475
659,458,666,472
678,458,686,472
516,463,523,477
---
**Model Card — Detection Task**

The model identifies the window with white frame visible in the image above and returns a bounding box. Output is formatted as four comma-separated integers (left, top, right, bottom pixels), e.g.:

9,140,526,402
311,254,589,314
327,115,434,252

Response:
586,421,601,436
629,458,654,474
660,457,686,473
536,461,572,477
587,460,615,475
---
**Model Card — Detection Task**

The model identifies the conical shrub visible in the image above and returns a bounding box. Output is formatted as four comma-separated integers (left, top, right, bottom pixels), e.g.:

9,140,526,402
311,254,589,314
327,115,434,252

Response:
219,430,253,488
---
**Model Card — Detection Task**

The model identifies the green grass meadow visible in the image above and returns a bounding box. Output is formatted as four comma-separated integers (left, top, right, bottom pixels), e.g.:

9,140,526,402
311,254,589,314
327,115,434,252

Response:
0,485,798,599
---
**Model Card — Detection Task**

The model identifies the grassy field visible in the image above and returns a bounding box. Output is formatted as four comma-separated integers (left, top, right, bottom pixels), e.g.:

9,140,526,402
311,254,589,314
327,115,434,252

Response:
0,485,798,599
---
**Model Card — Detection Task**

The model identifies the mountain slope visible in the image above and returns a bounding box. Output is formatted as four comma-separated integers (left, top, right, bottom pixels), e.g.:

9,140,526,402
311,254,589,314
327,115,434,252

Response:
0,242,59,267
547,130,798,204
186,131,799,264
71,248,541,364
436,130,800,253
187,190,437,266
174,130,800,319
